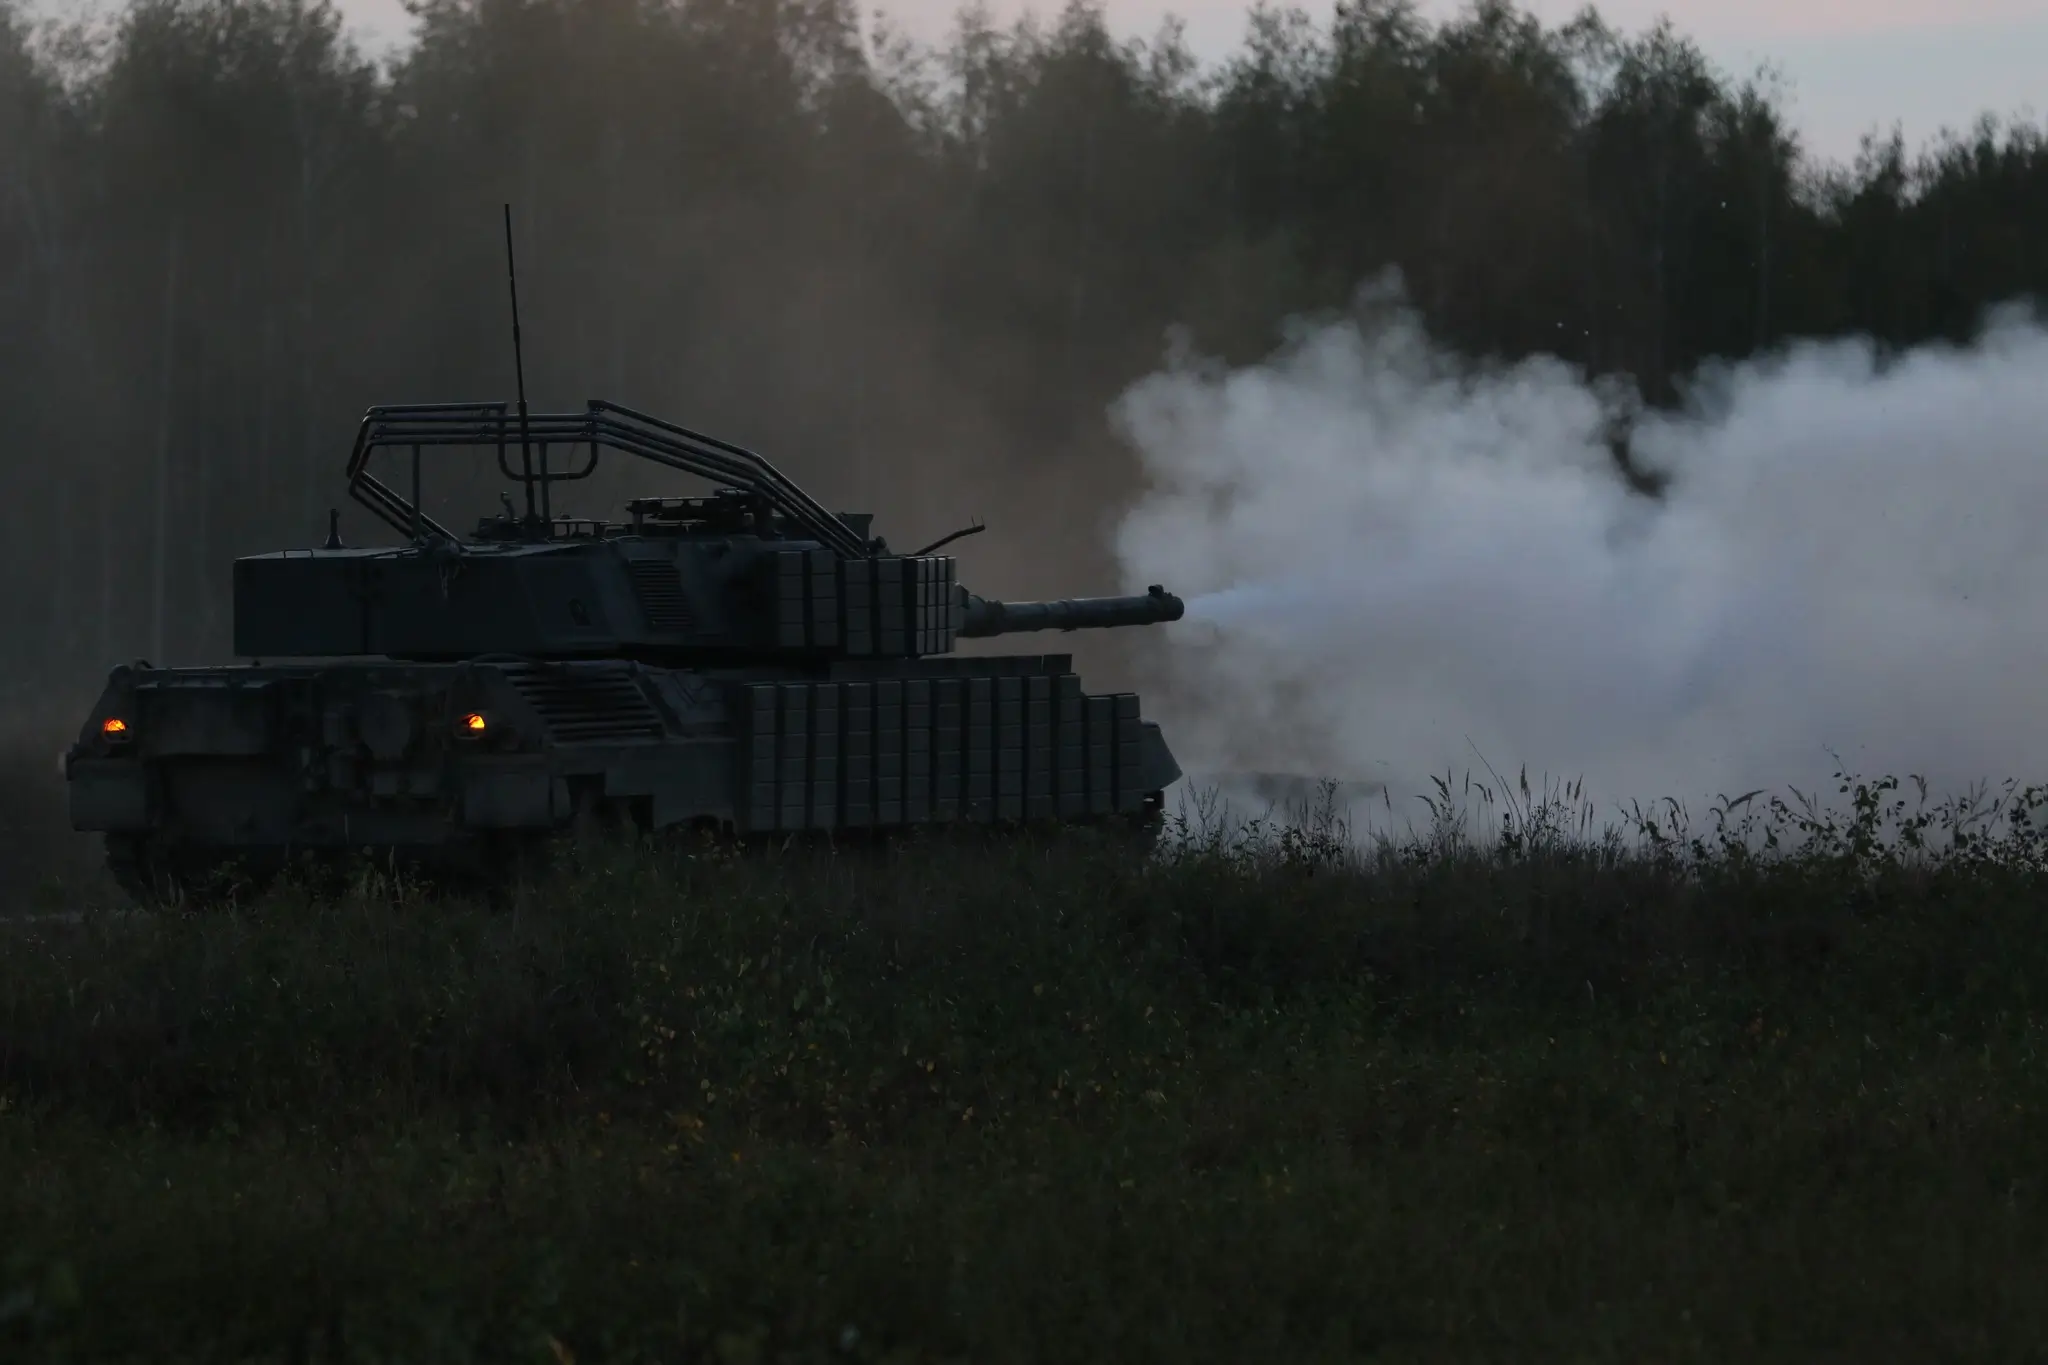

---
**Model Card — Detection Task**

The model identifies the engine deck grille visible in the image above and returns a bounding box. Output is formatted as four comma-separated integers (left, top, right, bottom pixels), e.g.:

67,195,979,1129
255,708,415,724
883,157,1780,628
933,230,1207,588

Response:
628,560,696,633
503,666,667,742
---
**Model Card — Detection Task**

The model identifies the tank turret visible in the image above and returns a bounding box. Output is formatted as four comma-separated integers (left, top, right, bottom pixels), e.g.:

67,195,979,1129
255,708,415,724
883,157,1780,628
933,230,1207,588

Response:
229,400,1177,667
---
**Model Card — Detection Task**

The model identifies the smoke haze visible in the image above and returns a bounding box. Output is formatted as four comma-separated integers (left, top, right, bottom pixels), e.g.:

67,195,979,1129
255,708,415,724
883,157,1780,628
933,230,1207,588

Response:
1113,279,2048,818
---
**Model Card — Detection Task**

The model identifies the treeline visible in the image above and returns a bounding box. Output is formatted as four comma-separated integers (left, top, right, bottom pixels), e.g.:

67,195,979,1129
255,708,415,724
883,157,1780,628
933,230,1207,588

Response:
0,0,2042,703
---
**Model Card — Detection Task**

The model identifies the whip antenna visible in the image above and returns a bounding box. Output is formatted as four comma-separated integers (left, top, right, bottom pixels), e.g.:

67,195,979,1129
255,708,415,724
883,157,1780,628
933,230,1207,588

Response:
503,203,537,523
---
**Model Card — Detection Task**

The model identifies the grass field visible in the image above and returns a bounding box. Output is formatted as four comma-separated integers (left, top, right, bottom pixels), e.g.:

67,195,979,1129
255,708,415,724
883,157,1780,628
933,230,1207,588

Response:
6,772,2048,1361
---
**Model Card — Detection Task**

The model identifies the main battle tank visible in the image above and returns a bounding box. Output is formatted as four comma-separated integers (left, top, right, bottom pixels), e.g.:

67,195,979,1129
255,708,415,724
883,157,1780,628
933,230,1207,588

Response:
64,400,1185,905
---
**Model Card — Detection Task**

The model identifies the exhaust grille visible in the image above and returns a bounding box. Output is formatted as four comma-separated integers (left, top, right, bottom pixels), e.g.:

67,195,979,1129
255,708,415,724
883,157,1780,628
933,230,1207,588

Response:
503,666,666,743
629,560,696,633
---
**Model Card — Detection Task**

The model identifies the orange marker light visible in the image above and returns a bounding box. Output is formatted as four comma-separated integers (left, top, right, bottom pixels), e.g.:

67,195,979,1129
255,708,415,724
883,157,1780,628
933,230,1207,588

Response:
461,712,487,734
102,717,129,736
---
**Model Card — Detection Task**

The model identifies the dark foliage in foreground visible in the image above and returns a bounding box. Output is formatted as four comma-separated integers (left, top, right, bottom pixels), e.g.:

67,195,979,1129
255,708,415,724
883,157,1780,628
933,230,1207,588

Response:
5,776,2048,1360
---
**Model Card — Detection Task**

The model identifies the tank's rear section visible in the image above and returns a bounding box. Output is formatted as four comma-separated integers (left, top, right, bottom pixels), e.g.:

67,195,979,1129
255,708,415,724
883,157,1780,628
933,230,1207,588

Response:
65,657,706,898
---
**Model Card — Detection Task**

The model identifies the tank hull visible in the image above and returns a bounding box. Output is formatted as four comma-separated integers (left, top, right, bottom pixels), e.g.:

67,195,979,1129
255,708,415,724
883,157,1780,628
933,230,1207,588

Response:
66,652,1180,903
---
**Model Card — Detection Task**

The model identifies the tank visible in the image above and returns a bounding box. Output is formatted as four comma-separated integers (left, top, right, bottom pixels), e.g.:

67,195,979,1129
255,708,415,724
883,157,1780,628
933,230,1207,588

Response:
63,399,1186,905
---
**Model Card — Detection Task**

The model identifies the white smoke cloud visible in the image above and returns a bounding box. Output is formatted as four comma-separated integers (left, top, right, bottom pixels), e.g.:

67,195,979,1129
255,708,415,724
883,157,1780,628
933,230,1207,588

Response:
1110,277,2048,820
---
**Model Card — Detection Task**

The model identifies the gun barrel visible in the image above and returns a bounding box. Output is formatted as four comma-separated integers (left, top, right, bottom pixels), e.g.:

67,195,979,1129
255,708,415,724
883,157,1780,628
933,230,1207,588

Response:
958,584,1185,637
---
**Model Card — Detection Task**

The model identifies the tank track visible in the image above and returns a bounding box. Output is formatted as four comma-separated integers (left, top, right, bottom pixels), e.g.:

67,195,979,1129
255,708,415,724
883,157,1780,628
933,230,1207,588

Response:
101,794,1166,910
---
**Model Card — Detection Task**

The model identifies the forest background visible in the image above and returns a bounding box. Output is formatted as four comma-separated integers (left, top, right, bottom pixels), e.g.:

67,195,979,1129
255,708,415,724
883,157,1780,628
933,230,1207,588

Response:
0,0,2042,712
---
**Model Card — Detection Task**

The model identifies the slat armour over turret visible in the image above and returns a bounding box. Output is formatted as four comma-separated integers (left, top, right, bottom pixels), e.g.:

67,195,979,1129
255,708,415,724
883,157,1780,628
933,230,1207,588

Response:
230,399,1184,667
66,392,1187,906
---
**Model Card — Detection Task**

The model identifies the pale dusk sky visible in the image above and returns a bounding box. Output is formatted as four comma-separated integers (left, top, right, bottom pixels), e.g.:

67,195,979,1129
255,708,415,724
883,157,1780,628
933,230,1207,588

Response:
335,0,2046,163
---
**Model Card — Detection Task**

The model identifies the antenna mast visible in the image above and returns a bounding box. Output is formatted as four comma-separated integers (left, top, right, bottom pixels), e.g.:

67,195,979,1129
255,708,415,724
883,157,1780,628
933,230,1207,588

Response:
503,203,537,525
